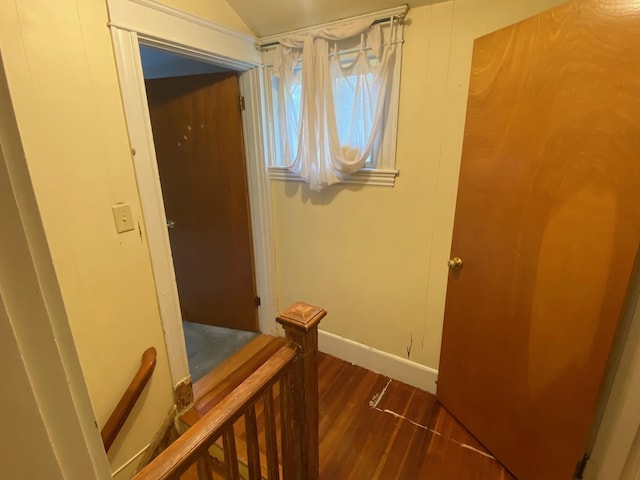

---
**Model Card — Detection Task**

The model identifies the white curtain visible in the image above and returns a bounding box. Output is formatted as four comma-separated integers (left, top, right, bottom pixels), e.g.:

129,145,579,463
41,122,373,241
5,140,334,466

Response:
273,19,397,191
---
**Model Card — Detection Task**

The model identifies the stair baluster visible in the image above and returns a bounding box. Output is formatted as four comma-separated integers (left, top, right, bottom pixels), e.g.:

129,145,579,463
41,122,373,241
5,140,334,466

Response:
132,302,325,480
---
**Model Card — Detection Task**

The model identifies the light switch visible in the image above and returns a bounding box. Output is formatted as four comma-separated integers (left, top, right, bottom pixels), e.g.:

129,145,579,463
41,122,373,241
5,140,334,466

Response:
112,203,135,233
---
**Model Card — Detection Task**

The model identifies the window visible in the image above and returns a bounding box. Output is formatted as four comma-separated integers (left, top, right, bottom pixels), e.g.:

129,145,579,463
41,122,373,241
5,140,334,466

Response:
260,9,406,190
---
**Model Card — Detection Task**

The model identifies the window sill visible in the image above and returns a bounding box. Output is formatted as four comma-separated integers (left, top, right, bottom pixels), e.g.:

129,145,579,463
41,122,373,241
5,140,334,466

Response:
268,167,399,187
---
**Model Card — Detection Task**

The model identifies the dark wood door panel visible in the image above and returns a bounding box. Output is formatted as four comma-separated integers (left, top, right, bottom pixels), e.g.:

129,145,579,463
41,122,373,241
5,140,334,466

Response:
146,72,257,332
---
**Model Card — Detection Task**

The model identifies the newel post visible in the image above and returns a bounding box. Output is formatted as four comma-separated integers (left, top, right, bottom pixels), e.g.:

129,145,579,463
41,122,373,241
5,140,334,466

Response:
277,302,326,480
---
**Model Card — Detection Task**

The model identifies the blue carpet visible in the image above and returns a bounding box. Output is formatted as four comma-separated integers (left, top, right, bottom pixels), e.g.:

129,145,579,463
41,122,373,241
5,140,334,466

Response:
183,322,259,383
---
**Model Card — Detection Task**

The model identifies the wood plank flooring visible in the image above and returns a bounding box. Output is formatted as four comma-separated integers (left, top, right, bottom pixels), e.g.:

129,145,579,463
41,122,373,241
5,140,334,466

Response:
315,353,514,480
182,352,515,480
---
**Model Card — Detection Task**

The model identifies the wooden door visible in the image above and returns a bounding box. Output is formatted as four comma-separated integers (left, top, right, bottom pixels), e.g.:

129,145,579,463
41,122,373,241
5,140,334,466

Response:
437,1,640,479
145,73,258,331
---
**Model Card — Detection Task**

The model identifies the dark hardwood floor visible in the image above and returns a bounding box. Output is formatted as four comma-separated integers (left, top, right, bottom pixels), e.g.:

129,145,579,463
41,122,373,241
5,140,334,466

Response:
315,353,514,480
182,351,514,480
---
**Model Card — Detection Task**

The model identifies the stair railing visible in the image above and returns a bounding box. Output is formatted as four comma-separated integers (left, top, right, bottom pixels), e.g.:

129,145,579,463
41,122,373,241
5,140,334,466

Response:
133,302,326,480
102,347,157,451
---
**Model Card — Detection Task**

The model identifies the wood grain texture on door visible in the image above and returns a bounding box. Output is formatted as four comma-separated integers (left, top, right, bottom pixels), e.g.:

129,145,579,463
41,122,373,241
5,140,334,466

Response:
437,1,640,479
146,72,258,332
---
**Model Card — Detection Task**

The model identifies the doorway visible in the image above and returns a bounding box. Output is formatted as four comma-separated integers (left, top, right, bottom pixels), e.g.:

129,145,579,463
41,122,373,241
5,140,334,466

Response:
108,4,277,405
139,46,259,382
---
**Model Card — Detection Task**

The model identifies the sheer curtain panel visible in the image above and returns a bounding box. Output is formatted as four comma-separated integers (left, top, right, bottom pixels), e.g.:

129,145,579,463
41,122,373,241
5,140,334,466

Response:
272,18,399,191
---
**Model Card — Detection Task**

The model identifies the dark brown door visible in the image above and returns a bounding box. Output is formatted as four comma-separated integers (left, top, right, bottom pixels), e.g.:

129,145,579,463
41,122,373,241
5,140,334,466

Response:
145,72,257,331
437,1,640,479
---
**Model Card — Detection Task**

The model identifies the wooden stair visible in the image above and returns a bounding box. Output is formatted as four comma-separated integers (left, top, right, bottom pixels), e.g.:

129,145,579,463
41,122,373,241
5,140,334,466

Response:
179,334,286,479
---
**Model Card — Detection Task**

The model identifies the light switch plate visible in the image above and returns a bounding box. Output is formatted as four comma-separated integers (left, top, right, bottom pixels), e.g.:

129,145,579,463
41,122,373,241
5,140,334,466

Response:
112,203,135,233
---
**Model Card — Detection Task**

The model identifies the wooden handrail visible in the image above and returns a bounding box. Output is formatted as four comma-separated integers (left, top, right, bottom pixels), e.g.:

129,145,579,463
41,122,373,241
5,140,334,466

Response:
134,345,298,480
132,301,325,480
102,347,157,451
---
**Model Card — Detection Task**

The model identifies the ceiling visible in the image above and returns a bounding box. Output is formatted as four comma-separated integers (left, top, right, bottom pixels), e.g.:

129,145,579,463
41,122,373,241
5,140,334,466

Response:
225,0,443,37
139,46,231,79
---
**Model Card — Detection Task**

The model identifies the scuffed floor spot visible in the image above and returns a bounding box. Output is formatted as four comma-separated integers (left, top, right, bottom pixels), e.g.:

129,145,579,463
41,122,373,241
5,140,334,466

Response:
372,404,496,461
369,379,392,408
459,443,495,459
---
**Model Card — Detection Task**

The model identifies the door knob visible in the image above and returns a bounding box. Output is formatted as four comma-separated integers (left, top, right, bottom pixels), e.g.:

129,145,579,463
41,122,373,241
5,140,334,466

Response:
167,220,175,229
448,257,463,270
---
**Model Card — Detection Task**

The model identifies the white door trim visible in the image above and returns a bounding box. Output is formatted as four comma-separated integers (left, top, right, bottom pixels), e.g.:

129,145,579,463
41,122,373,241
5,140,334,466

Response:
108,0,277,388
107,0,259,67
239,68,281,337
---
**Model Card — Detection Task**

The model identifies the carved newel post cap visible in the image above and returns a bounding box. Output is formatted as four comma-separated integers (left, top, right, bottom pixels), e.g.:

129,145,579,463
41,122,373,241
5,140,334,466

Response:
276,302,326,332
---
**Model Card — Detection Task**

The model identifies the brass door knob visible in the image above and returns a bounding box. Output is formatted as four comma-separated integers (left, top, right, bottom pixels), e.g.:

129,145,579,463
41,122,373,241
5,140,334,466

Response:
167,220,176,229
448,257,463,270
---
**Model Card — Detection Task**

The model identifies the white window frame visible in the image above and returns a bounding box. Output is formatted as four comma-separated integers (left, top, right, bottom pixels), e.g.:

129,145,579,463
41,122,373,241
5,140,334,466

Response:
258,6,407,188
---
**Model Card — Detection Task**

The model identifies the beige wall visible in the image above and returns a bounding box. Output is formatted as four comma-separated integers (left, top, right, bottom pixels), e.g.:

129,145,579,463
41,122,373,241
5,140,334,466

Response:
159,0,253,34
0,0,176,475
0,51,111,479
0,298,65,480
270,0,567,370
0,124,68,480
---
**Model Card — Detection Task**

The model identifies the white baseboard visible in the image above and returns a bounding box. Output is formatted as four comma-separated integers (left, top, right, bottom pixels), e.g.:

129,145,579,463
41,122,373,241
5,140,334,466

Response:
318,330,439,394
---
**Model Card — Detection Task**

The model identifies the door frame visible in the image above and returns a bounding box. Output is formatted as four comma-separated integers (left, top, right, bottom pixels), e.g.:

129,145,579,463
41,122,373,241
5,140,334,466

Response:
107,0,278,389
585,259,640,479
